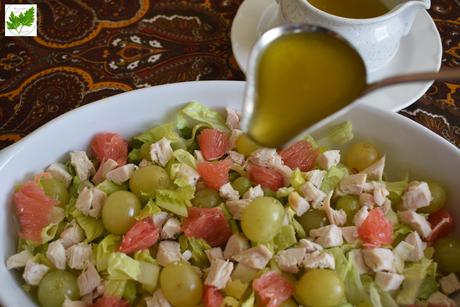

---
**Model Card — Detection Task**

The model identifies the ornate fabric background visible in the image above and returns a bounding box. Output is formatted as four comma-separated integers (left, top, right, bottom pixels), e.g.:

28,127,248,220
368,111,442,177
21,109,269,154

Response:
0,0,459,150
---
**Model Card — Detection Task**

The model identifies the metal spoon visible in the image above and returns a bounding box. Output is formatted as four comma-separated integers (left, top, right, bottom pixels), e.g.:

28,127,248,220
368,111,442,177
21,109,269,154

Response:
240,24,460,148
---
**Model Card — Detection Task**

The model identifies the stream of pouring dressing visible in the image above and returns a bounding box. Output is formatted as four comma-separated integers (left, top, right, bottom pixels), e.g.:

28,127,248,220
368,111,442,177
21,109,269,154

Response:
246,32,367,148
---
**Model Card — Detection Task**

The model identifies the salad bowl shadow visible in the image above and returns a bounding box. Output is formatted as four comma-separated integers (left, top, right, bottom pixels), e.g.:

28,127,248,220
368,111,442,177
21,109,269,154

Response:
0,81,459,306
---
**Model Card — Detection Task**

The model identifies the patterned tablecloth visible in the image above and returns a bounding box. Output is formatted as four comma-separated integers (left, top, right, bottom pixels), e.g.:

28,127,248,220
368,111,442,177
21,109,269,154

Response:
0,0,459,150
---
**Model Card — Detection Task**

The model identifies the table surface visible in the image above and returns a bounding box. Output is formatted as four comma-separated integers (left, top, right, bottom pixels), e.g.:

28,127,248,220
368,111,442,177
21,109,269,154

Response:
0,0,459,150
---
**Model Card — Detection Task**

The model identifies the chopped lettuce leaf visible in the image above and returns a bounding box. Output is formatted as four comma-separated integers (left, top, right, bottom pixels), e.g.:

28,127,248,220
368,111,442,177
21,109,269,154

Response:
96,180,127,195
418,261,438,300
286,207,306,239
369,282,383,307
155,185,194,216
222,296,240,307
241,291,255,307
136,200,161,220
187,237,211,268
173,149,197,169
393,223,412,239
122,280,137,303
276,187,295,198
345,257,368,305
386,178,409,203
273,225,297,251
320,164,348,193
134,249,157,265
132,123,185,149
41,222,61,244
32,253,53,267
290,169,306,191
138,261,160,293
323,121,354,146
329,247,352,281
127,148,142,163
396,258,432,305
104,280,127,297
224,279,249,300
107,252,140,281
219,203,239,234
378,289,399,307
73,212,105,242
96,234,121,271
178,101,229,132
303,135,319,149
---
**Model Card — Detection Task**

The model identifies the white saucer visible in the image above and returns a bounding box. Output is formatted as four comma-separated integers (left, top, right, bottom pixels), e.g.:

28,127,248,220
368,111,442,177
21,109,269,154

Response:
231,0,443,111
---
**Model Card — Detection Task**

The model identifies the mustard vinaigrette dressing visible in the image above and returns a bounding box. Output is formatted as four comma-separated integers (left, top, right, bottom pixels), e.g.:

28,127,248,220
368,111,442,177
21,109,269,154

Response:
308,0,389,19
248,32,367,148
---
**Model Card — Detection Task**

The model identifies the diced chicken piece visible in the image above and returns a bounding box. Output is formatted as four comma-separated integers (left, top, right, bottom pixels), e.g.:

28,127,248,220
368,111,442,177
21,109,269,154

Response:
176,164,200,186
373,182,389,207
298,239,323,253
139,159,153,168
322,191,347,226
161,218,182,240
375,272,404,291
249,148,292,183
23,260,49,286
338,173,367,195
349,249,370,274
150,138,174,167
316,150,340,170
404,231,426,262
393,241,414,274
106,164,137,185
288,191,310,216
360,156,385,181
243,185,264,200
398,210,432,239
224,233,250,260
92,158,118,184
362,248,395,272
299,182,326,208
226,199,251,220
274,248,306,273
305,170,327,188
359,193,376,208
63,297,86,307
427,291,456,307
47,162,72,187
153,212,169,228
157,241,182,267
440,273,460,295
219,182,240,201
146,289,172,307
226,107,240,129
67,243,93,270
70,151,95,181
341,226,358,243
303,251,335,270
182,250,192,262
195,150,206,163
228,129,243,150
353,206,369,227
205,247,224,262
77,263,101,296
228,150,245,165
310,225,343,248
76,187,106,218
60,220,85,248
46,240,66,270
401,181,432,210
233,245,273,270
205,259,234,289
6,250,33,270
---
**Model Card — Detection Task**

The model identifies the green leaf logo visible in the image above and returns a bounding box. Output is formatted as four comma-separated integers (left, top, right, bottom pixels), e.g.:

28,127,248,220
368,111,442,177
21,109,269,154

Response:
6,7,35,35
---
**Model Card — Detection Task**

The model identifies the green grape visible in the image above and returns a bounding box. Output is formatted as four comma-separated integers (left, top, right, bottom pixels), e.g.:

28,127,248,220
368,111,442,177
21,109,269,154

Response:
102,191,140,234
38,270,79,307
418,180,447,214
129,165,172,200
160,261,202,306
41,177,69,207
192,188,222,208
345,142,379,171
296,269,344,307
433,237,460,273
231,177,252,196
335,195,359,225
241,197,285,243
296,209,328,234
236,134,260,156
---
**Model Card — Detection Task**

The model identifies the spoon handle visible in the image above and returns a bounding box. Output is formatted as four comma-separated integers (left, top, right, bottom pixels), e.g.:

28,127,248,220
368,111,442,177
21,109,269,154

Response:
364,68,460,95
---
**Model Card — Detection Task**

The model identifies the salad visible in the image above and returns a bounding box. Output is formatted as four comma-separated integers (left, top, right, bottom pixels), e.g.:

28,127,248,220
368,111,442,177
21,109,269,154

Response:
5,102,460,307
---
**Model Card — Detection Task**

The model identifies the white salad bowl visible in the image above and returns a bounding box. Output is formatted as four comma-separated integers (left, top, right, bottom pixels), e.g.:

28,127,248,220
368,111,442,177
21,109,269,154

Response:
0,81,459,306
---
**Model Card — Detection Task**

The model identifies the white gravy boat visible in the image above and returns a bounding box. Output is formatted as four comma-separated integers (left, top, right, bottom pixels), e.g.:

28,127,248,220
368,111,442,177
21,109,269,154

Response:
269,0,430,72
